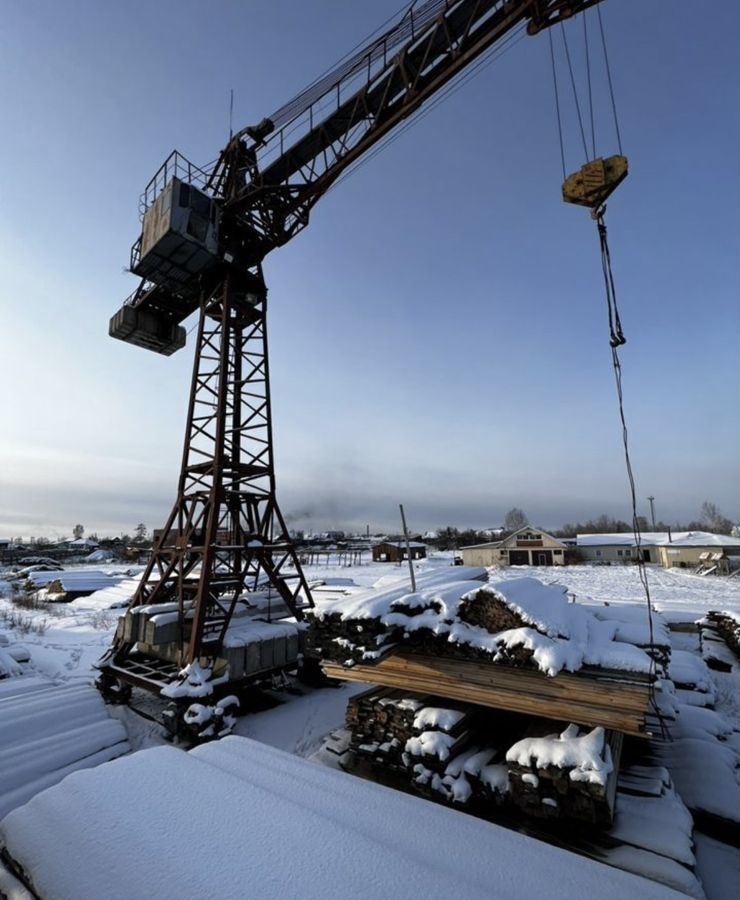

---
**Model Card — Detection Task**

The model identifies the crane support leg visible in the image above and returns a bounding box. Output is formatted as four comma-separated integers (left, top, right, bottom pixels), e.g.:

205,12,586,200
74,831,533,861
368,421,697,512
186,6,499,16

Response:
98,266,313,695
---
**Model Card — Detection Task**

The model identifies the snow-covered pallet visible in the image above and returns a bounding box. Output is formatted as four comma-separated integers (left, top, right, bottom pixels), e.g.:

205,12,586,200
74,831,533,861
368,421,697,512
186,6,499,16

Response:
0,736,682,900
0,680,130,820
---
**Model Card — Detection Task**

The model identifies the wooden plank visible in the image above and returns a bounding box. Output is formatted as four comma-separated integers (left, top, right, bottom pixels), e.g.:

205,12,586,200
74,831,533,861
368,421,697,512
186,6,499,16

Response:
323,661,650,736
381,655,650,710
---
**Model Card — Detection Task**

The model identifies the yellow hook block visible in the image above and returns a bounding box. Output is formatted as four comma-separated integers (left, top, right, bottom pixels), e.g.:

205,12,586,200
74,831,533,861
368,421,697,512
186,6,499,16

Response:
562,154,628,208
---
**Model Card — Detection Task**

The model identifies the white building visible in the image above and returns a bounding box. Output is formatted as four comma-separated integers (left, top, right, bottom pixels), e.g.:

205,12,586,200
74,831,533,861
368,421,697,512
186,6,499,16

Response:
576,531,740,568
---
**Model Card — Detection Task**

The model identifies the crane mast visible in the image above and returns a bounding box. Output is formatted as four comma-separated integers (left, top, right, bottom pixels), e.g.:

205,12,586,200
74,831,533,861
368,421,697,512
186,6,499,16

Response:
99,0,603,707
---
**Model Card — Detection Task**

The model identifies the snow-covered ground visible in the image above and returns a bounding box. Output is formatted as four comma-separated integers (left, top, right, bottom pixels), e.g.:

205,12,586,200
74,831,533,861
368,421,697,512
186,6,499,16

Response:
2,557,740,746
1,557,739,898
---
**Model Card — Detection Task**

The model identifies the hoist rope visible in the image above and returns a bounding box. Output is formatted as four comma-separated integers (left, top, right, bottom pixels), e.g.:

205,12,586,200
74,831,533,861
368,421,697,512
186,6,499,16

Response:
560,24,589,162
583,12,596,159
548,28,566,180
595,210,666,736
596,210,625,348
597,3,623,155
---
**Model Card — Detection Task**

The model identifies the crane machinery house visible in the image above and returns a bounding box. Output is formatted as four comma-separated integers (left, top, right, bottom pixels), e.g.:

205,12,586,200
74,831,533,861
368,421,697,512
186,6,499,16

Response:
136,177,220,291
461,527,567,567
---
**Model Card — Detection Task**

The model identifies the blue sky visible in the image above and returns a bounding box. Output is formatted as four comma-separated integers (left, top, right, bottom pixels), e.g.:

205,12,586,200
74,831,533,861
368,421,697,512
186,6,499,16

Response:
0,0,738,538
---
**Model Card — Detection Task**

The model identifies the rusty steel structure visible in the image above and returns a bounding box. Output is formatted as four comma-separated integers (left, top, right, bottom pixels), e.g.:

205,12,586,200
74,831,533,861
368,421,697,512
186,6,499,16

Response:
99,0,604,699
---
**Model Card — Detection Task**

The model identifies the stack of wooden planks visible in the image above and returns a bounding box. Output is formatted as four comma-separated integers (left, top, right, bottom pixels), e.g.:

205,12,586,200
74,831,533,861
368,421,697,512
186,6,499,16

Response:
343,689,624,826
506,725,622,825
325,650,654,737
345,688,508,813
699,611,739,672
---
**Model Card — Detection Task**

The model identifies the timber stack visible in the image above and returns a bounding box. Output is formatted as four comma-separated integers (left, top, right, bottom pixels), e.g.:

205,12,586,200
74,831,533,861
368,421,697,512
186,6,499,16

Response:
309,574,666,737
342,688,621,825
699,611,740,672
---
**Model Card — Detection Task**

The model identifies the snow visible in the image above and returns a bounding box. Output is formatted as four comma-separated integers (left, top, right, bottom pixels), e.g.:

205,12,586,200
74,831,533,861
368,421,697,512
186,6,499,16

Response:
0,736,684,900
160,660,229,698
69,577,140,611
586,602,672,647
654,736,740,823
611,789,695,867
0,681,130,819
413,706,465,732
485,563,740,620
1,557,738,898
602,845,704,899
672,704,736,742
313,565,488,620
0,648,22,678
693,832,740,900
471,578,574,637
405,729,459,762
506,724,613,787
668,650,715,692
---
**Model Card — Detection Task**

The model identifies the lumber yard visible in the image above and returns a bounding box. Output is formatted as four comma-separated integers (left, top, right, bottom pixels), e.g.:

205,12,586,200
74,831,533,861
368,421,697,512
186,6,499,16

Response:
1,1,739,898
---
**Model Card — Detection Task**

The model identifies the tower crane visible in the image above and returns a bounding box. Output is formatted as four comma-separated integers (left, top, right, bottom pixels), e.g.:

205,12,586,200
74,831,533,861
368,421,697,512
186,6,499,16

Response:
97,0,622,727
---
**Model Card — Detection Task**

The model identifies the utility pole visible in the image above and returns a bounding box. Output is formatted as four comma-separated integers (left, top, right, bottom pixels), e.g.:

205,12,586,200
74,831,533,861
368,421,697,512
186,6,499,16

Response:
399,504,417,593
647,496,656,531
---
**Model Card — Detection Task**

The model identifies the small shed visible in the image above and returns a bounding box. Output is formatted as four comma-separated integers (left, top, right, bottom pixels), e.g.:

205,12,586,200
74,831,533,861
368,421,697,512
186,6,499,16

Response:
461,527,566,567
372,541,427,563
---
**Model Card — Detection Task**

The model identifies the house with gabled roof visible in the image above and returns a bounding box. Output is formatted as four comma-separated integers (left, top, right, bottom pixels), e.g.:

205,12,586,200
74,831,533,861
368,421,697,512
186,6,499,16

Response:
461,526,567,567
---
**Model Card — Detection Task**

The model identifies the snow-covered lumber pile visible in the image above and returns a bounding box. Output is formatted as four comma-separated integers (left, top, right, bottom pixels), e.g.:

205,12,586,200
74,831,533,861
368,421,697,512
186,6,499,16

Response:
317,577,661,736
651,701,740,842
345,688,506,808
506,724,620,825
0,633,30,680
605,765,703,899
307,566,488,664
667,650,716,708
0,736,682,900
0,680,130,819
310,576,661,680
698,611,739,671
70,576,141,611
344,691,627,824
583,602,672,669
22,568,128,601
